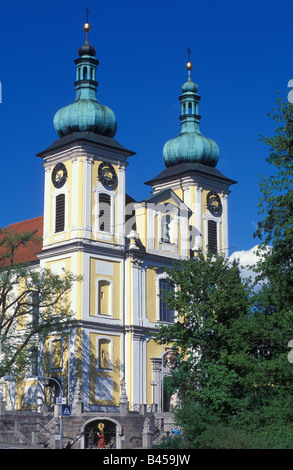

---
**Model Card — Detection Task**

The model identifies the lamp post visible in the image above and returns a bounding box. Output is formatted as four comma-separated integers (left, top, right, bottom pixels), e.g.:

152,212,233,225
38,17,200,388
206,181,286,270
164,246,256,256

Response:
31,375,64,449
4,374,64,449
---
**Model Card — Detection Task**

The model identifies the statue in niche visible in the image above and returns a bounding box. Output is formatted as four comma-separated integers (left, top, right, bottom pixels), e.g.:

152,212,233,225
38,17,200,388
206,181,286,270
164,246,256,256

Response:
162,214,171,243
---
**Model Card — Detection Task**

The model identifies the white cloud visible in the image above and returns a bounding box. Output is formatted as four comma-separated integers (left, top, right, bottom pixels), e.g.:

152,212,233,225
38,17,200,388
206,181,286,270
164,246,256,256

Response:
229,245,270,282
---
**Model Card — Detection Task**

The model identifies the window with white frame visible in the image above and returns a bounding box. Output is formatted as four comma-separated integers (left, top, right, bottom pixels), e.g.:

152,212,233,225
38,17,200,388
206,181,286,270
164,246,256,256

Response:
204,213,220,255
93,188,115,236
99,193,111,232
158,277,174,323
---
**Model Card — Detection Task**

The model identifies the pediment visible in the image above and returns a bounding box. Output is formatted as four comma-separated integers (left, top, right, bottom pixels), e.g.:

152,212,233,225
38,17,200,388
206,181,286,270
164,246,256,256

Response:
142,188,191,216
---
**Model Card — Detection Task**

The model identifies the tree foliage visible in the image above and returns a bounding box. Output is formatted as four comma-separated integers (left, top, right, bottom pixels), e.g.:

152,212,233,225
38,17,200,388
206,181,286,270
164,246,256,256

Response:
254,94,293,311
155,251,254,414
0,228,81,378
155,94,293,448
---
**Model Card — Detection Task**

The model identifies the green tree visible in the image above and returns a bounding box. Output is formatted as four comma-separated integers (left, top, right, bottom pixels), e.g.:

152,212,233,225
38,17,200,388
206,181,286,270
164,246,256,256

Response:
0,228,81,378
155,251,254,416
155,249,293,446
254,94,293,311
248,93,293,441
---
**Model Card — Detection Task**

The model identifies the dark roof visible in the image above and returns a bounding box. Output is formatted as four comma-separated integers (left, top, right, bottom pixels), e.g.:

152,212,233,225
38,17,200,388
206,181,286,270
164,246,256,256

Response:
145,162,237,187
36,131,136,158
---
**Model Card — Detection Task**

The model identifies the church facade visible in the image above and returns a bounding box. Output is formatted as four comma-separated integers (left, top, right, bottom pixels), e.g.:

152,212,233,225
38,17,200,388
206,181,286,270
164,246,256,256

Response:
4,22,236,415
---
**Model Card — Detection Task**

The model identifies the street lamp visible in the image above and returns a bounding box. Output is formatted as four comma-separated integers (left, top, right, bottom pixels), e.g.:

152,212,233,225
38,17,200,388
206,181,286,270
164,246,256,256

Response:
4,374,64,449
31,375,64,449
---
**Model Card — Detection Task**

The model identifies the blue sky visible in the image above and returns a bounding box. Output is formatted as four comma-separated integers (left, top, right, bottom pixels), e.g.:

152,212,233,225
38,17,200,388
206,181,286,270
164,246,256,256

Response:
0,0,292,255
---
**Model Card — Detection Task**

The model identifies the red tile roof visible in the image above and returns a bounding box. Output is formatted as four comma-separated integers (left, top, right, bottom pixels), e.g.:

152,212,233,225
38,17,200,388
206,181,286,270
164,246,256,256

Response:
0,216,43,266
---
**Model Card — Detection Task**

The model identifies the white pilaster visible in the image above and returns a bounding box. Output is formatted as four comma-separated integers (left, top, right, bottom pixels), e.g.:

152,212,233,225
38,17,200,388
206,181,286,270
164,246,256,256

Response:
193,185,203,251
117,163,126,245
71,156,79,237
43,165,51,246
83,155,93,239
222,193,229,257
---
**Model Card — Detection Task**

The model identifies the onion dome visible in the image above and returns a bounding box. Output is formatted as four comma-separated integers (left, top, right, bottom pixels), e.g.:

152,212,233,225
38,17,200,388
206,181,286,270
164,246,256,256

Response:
53,22,117,138
163,58,219,168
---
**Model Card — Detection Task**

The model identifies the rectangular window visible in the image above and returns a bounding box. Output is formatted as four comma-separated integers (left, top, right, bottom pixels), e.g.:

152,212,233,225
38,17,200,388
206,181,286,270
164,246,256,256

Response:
208,220,217,254
98,280,111,316
159,279,174,323
99,193,111,232
31,291,39,327
99,339,111,369
55,194,65,232
31,347,38,376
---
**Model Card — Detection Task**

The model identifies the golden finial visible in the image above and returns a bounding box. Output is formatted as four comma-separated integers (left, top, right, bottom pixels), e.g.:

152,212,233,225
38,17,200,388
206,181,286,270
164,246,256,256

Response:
186,47,193,70
84,6,91,32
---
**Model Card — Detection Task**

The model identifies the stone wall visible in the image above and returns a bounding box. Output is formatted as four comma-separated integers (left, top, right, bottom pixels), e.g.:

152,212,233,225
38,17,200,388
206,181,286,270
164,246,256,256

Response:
0,400,173,449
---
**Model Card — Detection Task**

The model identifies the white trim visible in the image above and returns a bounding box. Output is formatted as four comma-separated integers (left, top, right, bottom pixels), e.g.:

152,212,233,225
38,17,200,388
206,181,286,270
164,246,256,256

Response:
193,185,203,251
71,158,79,233
43,167,51,245
221,192,229,257
83,156,93,238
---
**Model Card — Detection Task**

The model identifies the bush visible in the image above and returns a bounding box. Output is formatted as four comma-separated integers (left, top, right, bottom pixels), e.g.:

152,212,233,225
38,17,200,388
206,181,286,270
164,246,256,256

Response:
165,401,293,449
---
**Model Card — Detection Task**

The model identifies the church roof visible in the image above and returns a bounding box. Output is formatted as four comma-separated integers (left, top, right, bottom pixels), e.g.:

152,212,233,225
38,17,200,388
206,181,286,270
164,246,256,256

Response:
145,162,237,187
0,216,43,266
36,131,136,158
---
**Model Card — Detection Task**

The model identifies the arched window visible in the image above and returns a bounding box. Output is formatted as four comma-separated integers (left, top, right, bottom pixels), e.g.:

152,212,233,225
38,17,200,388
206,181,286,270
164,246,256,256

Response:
83,66,88,80
99,193,111,232
55,193,65,232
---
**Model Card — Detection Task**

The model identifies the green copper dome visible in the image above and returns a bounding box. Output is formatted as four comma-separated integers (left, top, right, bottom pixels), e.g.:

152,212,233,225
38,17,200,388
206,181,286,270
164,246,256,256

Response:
163,60,219,168
54,22,117,138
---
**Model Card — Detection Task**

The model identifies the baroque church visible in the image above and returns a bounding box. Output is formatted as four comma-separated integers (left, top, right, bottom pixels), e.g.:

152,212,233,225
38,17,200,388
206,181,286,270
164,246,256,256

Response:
3,20,236,419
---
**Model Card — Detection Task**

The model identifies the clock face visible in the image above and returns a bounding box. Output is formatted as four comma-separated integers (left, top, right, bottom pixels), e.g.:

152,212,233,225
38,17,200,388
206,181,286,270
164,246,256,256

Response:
52,162,67,189
207,191,222,216
98,162,117,188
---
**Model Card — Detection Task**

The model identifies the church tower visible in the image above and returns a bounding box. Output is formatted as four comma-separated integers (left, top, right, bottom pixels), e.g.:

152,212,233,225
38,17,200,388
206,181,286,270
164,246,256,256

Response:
129,56,237,410
144,55,236,257
36,21,135,411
